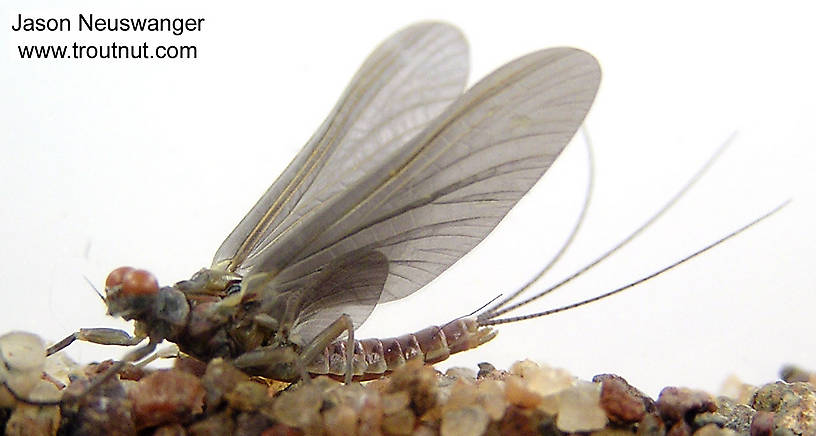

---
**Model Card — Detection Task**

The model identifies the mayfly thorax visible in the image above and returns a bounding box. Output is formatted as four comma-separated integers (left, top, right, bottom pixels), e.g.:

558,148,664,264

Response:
40,21,782,399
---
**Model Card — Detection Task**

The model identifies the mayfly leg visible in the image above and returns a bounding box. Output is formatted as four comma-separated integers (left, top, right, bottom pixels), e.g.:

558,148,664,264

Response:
46,328,145,357
232,314,358,385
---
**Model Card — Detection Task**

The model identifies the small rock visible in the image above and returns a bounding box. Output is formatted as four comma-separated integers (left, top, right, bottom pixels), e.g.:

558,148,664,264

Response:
381,391,411,415
442,379,478,412
385,359,438,416
129,369,205,429
475,379,506,420
510,360,574,397
200,358,250,409
224,380,271,412
666,420,692,436
498,405,555,436
357,392,383,436
656,387,716,424
117,363,146,381
440,406,488,436
779,365,815,384
637,413,666,436
270,383,323,432
380,408,415,435
749,411,774,436
444,366,477,381
235,412,274,436
752,381,816,436
594,373,654,423
693,423,737,435
714,396,755,433
61,375,135,436
4,403,60,436
413,425,436,436
153,423,187,436
504,374,544,409
259,424,304,436
477,362,497,379
693,411,728,428
322,404,357,436
187,410,235,436
719,375,757,405
590,430,638,436
556,381,608,433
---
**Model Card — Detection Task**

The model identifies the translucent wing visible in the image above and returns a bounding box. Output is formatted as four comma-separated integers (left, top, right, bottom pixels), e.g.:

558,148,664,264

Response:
213,22,469,273
288,250,389,345
248,47,601,339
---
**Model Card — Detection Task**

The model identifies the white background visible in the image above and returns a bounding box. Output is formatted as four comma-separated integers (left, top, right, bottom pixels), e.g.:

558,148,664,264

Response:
1,1,813,398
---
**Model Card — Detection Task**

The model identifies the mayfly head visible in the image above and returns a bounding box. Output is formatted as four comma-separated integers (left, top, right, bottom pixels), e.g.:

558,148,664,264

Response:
103,266,160,320
103,266,191,339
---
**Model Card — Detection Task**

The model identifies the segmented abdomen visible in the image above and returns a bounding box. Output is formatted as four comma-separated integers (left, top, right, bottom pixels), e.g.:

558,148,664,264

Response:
306,318,497,380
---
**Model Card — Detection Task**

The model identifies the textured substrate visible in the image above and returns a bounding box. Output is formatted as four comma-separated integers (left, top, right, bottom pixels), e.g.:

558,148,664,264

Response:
2,354,815,436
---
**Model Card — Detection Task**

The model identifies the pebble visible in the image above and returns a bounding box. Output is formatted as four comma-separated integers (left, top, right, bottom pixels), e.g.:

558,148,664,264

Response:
270,382,324,432
713,396,755,433
60,374,135,436
749,410,774,436
3,348,815,435
153,423,187,436
666,420,692,436
187,410,235,436
224,380,271,412
751,381,816,435
594,373,654,424
234,411,274,436
200,358,250,409
636,413,666,436
440,406,488,436
381,408,415,435
322,403,357,436
556,381,608,432
779,365,816,384
497,404,553,436
385,358,438,416
692,423,737,435
129,369,206,429
0,332,62,406
4,402,60,436
656,387,717,424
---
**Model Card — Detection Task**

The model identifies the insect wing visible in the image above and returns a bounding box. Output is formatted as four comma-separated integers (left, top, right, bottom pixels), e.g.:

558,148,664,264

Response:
277,250,389,345
249,47,601,340
213,22,470,274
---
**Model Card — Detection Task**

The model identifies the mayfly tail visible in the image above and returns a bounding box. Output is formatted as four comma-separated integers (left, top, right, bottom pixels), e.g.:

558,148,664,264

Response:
482,126,596,316
479,133,738,322
479,199,790,326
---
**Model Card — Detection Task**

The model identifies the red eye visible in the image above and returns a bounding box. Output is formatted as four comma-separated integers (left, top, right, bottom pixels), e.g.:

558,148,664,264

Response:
105,267,159,296
106,266,135,289
121,269,159,296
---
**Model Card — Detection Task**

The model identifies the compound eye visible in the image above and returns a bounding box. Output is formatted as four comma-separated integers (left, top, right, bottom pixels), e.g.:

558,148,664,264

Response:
105,266,135,289
105,267,159,296
121,269,159,296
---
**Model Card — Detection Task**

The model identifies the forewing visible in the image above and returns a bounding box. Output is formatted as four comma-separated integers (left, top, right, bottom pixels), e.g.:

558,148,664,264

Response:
214,22,469,273
251,47,601,318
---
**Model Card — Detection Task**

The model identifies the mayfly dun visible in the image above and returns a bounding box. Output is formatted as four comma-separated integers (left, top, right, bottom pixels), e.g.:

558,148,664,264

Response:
37,21,781,400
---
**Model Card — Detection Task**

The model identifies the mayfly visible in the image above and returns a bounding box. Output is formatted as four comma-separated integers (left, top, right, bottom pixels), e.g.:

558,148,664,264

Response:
39,22,778,396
